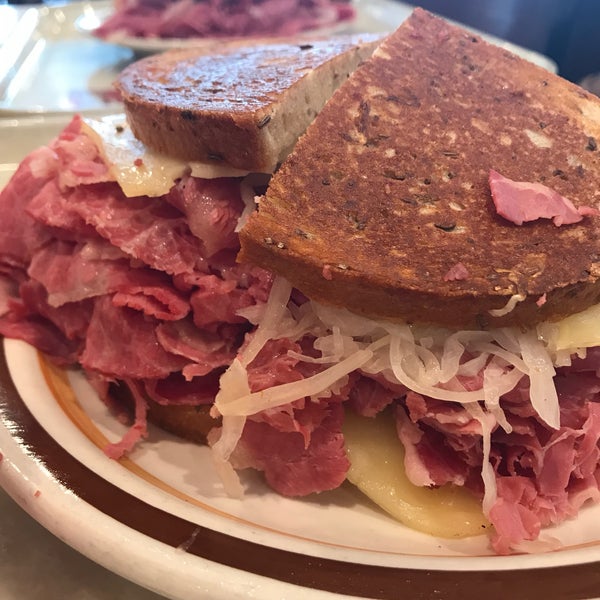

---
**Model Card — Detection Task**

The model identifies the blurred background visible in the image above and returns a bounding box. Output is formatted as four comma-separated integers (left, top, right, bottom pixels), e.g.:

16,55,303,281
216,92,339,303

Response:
415,0,600,87
3,0,600,85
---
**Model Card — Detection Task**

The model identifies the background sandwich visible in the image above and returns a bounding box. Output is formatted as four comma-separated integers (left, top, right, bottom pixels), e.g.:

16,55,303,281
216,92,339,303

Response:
94,0,356,42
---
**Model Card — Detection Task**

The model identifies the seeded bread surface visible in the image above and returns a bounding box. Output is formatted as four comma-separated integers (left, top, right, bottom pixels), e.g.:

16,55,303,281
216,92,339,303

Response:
116,35,381,172
239,8,600,329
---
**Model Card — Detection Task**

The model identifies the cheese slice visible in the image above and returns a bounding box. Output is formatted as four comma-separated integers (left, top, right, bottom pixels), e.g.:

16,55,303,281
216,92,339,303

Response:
343,410,489,538
537,303,600,352
81,115,251,198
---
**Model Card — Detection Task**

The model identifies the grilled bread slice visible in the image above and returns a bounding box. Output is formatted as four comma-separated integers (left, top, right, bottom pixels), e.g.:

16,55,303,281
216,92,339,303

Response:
116,34,381,173
147,400,217,444
239,8,600,329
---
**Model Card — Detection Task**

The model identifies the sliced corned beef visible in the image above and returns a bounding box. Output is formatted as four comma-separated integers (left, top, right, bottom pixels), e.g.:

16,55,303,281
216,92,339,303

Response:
224,337,354,494
64,183,209,275
26,179,97,239
145,370,221,406
103,379,149,459
111,279,189,322
28,239,190,320
396,404,470,487
231,401,349,497
167,177,243,257
0,295,81,364
246,338,305,392
346,374,399,417
443,261,470,282
405,391,482,436
189,267,270,327
156,318,239,377
80,296,188,379
189,274,247,327
487,477,544,554
489,169,599,226
18,279,93,342
52,116,111,189
0,154,56,269
0,117,283,491
0,114,273,426
395,368,600,554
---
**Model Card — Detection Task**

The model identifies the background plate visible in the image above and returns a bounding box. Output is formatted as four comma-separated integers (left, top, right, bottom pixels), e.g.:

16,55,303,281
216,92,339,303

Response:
78,3,355,55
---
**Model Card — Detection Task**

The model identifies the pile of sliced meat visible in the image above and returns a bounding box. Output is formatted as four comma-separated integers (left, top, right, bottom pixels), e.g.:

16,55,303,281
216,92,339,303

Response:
0,115,271,453
393,371,600,554
2,116,600,555
94,0,355,40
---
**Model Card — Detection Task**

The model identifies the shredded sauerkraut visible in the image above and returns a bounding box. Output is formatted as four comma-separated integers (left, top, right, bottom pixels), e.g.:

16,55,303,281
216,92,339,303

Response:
210,276,293,495
236,174,270,233
488,293,526,317
211,275,593,513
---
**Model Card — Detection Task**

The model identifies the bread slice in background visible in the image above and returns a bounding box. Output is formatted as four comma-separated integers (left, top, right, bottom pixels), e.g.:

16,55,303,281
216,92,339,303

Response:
116,34,382,173
239,8,600,329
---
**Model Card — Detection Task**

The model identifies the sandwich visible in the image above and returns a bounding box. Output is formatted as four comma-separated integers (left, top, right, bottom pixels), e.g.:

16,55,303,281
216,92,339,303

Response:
2,8,600,557
235,8,600,554
94,0,356,42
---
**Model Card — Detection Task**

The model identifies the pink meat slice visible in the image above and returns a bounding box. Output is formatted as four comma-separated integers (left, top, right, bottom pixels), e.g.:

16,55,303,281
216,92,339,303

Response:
489,169,599,226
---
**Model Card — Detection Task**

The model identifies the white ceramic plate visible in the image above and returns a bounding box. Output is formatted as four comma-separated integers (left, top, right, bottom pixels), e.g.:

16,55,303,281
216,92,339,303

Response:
86,25,354,56
2,121,600,600
3,338,600,600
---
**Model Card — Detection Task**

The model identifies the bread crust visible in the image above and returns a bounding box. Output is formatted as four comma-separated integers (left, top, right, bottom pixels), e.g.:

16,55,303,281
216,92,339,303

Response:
147,400,218,444
116,35,380,172
239,9,600,329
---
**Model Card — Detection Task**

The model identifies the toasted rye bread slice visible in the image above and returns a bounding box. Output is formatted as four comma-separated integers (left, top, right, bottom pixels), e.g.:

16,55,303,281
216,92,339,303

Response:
239,8,600,329
147,400,217,444
116,34,381,173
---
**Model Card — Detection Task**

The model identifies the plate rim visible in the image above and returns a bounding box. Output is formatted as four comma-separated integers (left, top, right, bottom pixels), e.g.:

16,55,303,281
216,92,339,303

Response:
4,341,600,599
0,339,361,600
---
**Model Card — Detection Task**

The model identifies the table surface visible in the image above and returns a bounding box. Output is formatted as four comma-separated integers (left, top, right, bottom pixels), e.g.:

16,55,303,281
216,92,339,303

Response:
0,487,165,599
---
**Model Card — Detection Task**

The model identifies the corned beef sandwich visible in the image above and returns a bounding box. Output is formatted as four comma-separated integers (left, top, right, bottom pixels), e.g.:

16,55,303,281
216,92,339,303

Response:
3,8,600,557
235,9,600,554
94,0,356,42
